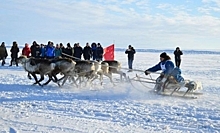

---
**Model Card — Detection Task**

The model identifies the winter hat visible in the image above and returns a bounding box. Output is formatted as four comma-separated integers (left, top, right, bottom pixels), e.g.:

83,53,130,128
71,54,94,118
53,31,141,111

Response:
160,52,167,58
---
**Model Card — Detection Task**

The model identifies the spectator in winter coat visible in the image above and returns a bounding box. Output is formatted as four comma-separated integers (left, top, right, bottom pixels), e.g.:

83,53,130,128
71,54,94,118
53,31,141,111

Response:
83,42,92,60
35,45,41,58
0,42,8,66
10,41,19,66
45,41,55,59
145,52,184,92
64,43,73,58
91,42,97,60
39,44,46,58
174,47,183,68
54,44,62,57
73,43,83,60
22,43,31,57
59,43,65,57
125,45,136,72
30,41,38,58
96,43,104,61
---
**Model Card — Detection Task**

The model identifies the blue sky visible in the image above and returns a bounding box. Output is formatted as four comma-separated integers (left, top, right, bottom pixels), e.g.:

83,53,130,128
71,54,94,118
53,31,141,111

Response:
0,0,220,50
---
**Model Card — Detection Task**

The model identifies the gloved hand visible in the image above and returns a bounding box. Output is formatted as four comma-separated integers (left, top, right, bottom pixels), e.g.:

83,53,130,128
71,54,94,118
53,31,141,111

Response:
160,73,165,78
145,70,150,75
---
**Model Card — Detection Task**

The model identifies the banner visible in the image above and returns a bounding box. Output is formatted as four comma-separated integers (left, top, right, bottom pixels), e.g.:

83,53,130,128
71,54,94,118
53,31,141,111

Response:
103,44,114,60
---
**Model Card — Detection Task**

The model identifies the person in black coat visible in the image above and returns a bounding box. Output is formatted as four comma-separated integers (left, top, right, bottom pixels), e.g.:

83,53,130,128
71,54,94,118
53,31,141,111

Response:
96,43,104,61
83,42,92,60
0,42,8,66
174,47,183,68
125,45,136,72
73,43,83,60
64,43,73,58
10,41,20,66
30,41,38,58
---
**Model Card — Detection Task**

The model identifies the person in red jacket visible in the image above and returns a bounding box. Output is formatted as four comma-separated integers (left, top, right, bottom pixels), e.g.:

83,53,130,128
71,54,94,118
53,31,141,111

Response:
22,43,31,57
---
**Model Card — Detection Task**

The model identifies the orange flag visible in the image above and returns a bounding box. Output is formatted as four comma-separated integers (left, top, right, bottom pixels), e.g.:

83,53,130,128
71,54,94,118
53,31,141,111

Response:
104,44,114,60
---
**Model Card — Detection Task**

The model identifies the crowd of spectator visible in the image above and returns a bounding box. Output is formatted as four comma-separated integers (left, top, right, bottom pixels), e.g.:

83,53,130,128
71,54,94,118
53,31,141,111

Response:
0,41,104,66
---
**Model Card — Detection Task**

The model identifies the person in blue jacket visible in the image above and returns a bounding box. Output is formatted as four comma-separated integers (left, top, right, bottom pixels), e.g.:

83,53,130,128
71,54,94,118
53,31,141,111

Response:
45,41,55,59
145,52,184,92
91,42,97,60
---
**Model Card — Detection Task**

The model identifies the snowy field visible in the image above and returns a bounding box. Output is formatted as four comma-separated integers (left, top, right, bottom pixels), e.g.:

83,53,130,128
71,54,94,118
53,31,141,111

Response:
0,50,220,133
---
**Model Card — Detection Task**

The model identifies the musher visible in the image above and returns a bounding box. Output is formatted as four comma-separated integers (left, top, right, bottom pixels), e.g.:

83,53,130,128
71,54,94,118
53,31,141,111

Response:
144,52,184,93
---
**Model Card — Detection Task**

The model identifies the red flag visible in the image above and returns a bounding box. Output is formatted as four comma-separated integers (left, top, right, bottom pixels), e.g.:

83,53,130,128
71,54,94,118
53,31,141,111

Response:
104,44,114,60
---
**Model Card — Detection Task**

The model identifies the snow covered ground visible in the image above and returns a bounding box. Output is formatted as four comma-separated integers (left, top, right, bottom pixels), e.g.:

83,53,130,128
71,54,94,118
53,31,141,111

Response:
0,50,220,133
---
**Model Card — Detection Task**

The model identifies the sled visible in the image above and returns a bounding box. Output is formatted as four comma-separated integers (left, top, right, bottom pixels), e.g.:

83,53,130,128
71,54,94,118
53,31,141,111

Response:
128,74,203,99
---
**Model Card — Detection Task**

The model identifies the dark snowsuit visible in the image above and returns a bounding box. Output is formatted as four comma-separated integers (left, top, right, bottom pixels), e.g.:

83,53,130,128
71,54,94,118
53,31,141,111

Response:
10,42,19,66
91,43,97,60
174,49,183,68
30,42,38,58
83,46,92,60
64,47,73,58
125,46,136,70
73,46,83,60
96,46,104,61
0,43,8,66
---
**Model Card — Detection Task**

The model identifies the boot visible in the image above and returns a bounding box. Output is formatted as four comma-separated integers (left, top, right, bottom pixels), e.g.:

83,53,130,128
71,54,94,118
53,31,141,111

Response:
9,60,12,66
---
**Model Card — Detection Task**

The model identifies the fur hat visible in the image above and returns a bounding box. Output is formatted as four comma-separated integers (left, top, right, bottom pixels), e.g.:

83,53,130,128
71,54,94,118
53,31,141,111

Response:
160,52,167,58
